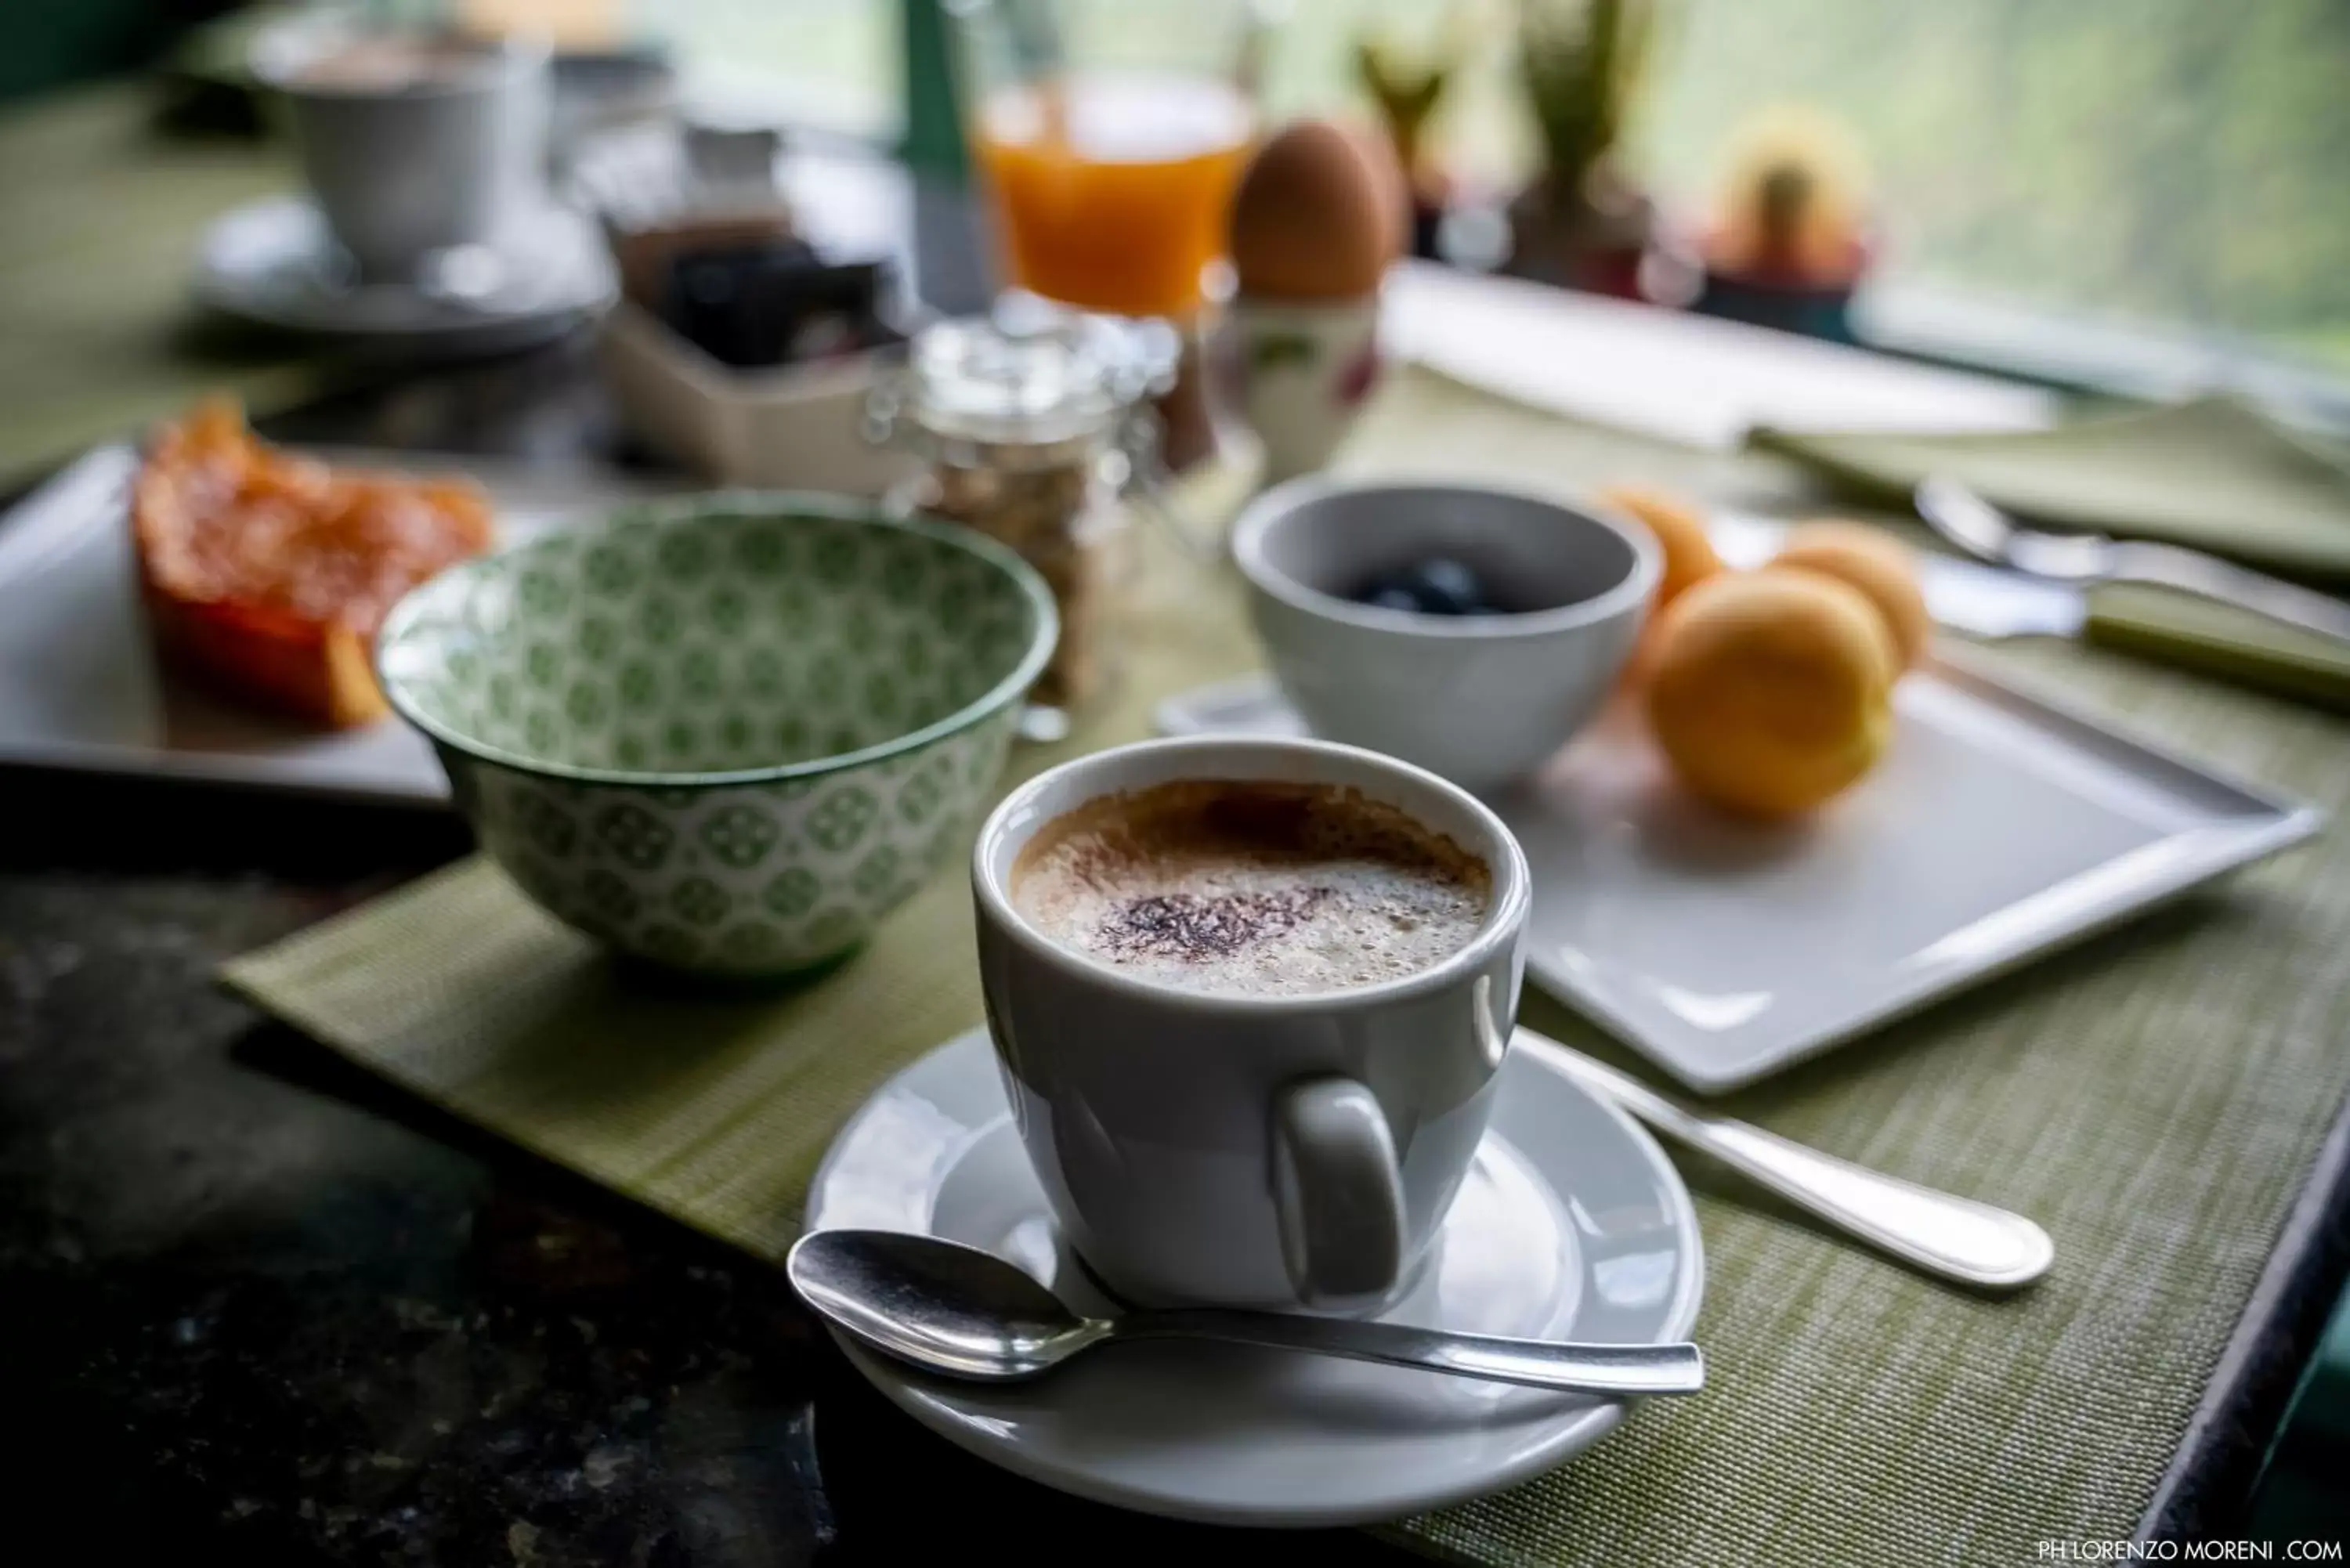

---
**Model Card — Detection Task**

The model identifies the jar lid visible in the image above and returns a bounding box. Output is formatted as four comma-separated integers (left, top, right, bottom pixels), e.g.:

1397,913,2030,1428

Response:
896,297,1178,450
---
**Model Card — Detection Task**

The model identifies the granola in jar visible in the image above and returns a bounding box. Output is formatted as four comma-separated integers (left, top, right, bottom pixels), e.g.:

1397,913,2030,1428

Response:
868,305,1176,714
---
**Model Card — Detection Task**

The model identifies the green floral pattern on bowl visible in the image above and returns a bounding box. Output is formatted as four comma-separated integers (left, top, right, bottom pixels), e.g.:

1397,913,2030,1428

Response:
378,495,1058,976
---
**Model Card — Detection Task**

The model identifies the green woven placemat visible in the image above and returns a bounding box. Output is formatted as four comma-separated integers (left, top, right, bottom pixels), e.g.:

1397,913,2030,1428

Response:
0,83,328,486
1750,396,2350,582
226,367,2350,1566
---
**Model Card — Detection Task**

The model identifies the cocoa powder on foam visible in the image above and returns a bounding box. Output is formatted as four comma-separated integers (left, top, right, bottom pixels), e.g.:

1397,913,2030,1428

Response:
1009,779,1490,997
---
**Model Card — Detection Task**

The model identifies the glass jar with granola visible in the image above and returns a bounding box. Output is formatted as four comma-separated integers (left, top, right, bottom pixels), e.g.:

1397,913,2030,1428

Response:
867,303,1177,716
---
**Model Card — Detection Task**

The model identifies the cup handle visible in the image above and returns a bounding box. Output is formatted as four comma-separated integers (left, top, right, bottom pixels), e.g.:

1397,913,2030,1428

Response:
1271,1077,1407,1305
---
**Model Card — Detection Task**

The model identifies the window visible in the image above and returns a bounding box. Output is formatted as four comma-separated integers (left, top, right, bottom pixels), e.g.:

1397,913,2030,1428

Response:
1638,0,2350,388
656,1,2350,394
660,0,898,140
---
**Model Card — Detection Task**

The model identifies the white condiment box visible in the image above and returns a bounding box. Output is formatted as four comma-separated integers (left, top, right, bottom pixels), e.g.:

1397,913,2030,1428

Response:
597,301,922,497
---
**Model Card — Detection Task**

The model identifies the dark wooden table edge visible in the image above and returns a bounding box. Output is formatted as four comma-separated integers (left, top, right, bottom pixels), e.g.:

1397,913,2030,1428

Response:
2142,1080,2350,1540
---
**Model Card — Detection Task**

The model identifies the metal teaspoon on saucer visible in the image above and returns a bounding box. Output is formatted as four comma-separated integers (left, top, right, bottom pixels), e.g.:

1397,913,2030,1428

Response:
786,1229,1706,1396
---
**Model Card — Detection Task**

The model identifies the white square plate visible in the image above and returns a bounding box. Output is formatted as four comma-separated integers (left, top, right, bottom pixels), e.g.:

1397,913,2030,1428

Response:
1156,663,2319,1093
0,445,669,807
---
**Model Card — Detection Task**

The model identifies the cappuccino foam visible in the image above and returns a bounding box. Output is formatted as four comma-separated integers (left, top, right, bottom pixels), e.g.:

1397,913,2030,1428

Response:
1009,779,1490,997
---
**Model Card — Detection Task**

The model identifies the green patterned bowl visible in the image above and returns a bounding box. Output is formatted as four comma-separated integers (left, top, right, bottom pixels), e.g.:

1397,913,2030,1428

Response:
377,494,1058,976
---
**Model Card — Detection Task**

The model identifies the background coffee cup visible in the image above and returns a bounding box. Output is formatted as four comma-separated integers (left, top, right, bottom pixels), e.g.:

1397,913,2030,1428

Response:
971,735,1531,1312
1231,479,1659,792
253,18,551,284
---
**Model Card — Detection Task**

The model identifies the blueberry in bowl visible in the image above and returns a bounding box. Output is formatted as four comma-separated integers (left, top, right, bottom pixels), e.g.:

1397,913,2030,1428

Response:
1351,556,1510,617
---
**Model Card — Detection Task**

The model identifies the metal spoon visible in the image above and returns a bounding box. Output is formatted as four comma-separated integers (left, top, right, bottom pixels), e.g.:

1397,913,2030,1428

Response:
1518,1029,2055,1291
786,1229,1705,1396
1916,475,2350,643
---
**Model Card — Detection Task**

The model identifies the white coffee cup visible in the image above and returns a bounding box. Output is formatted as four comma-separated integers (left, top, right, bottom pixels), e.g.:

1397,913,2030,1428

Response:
971,735,1531,1311
1232,478,1659,791
253,18,551,284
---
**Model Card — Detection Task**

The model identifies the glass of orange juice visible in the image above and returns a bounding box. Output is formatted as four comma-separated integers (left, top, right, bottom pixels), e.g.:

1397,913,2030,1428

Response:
949,0,1263,322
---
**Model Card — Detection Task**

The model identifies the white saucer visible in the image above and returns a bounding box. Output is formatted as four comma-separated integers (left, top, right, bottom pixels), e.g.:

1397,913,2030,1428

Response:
193,197,616,356
1155,665,2316,1093
804,1026,1704,1527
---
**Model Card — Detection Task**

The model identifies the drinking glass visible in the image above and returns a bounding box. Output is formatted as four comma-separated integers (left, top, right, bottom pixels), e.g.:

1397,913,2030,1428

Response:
948,0,1265,321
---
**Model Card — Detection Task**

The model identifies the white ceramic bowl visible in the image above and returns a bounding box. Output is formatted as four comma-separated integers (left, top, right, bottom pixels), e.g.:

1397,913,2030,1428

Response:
1231,478,1658,791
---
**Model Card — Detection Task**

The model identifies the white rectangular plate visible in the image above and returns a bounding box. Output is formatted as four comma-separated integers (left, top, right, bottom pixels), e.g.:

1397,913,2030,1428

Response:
0,445,671,807
1155,664,2320,1094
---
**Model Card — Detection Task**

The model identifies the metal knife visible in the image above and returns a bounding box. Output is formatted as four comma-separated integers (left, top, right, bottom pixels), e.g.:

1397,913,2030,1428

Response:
1518,1028,2055,1290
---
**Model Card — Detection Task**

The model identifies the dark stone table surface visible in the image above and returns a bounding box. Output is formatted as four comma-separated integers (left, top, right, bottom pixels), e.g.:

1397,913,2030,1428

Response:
0,732,1426,1566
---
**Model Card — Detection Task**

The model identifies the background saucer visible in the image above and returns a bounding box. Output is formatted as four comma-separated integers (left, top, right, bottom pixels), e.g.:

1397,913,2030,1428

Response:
193,196,615,355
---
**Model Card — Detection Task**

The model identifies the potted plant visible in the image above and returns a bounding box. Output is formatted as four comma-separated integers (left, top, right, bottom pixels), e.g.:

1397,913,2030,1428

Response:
1506,0,1661,299
1693,105,1876,341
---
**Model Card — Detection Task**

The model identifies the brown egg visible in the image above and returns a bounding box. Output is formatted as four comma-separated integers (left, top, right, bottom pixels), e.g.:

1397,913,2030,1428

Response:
1227,119,1405,302
1341,122,1413,265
